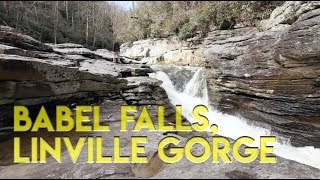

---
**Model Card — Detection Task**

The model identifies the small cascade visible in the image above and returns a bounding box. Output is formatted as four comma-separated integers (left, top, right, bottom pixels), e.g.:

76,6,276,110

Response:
149,65,320,170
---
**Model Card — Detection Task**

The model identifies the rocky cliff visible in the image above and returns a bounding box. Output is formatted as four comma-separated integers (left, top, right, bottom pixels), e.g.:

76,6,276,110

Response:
121,37,206,67
204,1,320,148
0,25,174,130
121,1,320,148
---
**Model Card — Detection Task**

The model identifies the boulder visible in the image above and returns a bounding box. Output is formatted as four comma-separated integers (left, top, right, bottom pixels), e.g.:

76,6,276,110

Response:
0,26,53,52
260,1,320,30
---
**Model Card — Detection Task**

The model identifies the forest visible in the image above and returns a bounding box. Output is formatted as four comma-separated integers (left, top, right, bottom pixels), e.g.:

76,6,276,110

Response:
0,1,283,50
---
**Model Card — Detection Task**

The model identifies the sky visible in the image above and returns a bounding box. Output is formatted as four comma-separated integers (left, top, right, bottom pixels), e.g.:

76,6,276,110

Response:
110,1,134,11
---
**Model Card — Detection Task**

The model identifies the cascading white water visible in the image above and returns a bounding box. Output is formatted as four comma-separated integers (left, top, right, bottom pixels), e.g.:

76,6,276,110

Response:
149,65,320,170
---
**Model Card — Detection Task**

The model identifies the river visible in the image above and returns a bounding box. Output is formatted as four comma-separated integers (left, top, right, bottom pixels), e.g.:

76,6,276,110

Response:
149,65,320,170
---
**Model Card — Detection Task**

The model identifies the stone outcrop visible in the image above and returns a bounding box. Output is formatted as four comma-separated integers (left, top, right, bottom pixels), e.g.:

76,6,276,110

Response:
0,26,53,52
0,27,173,129
120,27,259,67
121,38,206,67
120,1,320,148
204,2,320,147
260,1,320,30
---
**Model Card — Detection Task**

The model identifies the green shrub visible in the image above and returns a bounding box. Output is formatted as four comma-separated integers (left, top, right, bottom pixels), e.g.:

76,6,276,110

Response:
178,22,195,40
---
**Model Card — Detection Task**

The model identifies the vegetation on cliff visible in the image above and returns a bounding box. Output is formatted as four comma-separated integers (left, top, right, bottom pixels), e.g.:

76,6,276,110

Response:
122,1,283,41
0,1,283,49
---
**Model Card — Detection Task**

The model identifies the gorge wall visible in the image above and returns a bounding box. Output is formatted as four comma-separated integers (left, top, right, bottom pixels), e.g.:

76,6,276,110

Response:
1,2,320,178
0,26,174,132
121,1,320,148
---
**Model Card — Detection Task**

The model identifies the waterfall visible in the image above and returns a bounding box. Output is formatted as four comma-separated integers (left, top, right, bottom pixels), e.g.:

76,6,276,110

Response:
149,65,320,170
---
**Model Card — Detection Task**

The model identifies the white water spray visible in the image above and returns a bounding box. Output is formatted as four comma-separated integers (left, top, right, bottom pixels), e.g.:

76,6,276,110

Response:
149,65,320,170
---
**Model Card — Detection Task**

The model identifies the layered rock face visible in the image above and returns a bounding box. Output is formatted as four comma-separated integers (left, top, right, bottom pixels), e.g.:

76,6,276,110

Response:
120,1,320,148
205,2,320,147
121,37,206,67
0,26,173,129
260,1,320,30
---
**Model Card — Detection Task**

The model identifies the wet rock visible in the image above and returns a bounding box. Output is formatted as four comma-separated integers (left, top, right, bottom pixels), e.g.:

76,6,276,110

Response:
121,77,174,117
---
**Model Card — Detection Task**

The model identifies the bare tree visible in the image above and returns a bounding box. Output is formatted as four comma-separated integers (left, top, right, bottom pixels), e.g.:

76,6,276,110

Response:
93,2,99,48
3,1,9,16
65,1,68,22
2,1,126,49
53,1,58,44
86,15,89,46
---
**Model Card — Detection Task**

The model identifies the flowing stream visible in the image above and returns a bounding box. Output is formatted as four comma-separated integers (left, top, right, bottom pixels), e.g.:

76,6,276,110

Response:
149,65,320,170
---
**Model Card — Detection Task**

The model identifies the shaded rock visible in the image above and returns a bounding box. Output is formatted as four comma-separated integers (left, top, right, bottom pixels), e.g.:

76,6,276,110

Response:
219,18,236,30
0,44,36,57
0,26,53,52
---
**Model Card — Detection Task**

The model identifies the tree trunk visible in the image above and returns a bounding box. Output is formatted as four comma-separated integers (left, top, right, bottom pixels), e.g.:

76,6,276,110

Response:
78,1,80,21
86,15,89,46
92,2,95,48
40,30,43,42
19,1,25,23
16,8,19,28
71,11,74,29
53,1,58,44
3,1,9,17
16,1,25,31
93,36,96,48
65,1,68,22
35,1,39,22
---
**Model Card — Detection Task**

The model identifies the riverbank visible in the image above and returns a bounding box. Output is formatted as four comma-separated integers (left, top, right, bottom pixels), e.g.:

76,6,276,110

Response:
120,1,320,148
